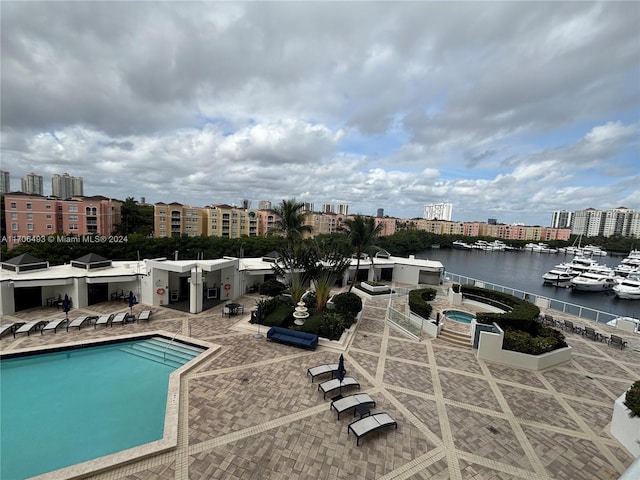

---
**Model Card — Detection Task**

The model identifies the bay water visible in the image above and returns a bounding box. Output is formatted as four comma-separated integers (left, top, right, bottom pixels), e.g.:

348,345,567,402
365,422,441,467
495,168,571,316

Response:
415,248,640,319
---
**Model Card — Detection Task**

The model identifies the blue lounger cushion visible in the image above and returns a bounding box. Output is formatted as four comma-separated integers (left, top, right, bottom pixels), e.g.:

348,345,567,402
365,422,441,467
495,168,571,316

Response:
266,326,318,350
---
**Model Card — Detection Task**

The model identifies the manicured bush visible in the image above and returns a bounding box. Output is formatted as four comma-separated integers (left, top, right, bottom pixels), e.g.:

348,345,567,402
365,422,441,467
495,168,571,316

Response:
332,292,362,319
625,380,640,418
259,279,287,297
409,288,436,320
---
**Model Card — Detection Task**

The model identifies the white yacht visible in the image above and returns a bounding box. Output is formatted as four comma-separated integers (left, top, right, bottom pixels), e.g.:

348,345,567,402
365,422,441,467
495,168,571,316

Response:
613,275,640,300
542,265,576,286
570,272,616,291
452,240,473,250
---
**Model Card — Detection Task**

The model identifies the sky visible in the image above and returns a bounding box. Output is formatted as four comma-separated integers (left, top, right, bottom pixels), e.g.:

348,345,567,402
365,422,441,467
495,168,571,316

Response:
1,1,639,227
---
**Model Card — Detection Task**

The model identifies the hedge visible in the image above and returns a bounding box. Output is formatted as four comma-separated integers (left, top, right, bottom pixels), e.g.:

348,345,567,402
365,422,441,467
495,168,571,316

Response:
408,288,437,320
625,380,640,418
332,292,362,319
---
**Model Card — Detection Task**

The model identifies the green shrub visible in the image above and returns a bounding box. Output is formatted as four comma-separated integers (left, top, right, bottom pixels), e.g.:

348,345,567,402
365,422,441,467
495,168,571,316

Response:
408,288,436,320
332,292,362,318
625,380,640,418
259,279,287,297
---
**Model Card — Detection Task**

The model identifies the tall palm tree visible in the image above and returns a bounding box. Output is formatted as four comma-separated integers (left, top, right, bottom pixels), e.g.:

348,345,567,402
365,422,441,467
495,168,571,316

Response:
343,215,384,292
270,198,313,249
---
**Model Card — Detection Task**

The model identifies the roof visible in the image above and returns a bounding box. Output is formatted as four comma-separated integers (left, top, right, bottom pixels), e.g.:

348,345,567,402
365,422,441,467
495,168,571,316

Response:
2,253,47,266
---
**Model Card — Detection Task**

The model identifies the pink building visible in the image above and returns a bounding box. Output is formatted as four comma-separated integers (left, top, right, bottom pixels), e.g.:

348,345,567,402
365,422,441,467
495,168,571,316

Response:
374,217,397,236
3,193,120,249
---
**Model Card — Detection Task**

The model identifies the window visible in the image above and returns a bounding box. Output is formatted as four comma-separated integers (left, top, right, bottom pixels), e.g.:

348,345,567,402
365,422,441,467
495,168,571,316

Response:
27,213,33,220
27,224,34,231
69,224,78,231
11,213,17,220
11,223,18,231
68,205,78,212
46,204,52,209
47,224,53,230
46,214,52,219
26,203,32,210
10,202,17,209
69,215,78,221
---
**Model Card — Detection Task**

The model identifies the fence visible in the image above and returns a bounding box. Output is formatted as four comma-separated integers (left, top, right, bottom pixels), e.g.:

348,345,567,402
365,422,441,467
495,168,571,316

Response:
445,273,621,325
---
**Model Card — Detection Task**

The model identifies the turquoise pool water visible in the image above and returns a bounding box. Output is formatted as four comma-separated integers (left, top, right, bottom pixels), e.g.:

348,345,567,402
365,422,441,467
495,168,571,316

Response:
0,340,176,480
443,310,476,324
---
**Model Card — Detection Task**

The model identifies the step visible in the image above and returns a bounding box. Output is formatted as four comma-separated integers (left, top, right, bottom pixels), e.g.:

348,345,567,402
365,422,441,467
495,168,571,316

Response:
146,337,206,356
130,342,195,364
135,339,204,361
118,346,184,369
438,329,472,348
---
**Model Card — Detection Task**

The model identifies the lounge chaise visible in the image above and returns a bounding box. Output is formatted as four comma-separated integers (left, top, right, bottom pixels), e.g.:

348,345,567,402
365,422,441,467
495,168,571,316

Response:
331,393,376,419
41,318,68,334
137,310,151,322
66,316,90,331
347,412,397,446
318,377,360,400
306,363,341,382
13,320,47,337
94,314,114,328
110,312,129,326
0,322,24,338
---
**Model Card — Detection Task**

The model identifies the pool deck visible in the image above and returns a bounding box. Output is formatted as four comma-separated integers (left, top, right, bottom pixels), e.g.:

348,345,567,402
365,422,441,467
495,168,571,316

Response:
1,285,639,480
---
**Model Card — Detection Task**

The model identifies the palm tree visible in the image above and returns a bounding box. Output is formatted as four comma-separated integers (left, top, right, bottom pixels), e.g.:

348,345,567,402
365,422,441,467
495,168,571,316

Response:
343,215,384,292
309,240,351,311
270,199,313,249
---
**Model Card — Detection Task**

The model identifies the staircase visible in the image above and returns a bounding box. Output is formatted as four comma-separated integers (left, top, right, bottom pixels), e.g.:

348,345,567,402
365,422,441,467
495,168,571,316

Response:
438,329,472,349
119,336,206,368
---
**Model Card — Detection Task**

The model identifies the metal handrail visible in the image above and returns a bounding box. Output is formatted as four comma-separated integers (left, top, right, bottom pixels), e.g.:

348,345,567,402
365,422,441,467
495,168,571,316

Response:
163,326,182,362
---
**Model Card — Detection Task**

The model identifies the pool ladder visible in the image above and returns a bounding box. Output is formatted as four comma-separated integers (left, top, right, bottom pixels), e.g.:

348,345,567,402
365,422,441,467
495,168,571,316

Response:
163,327,183,363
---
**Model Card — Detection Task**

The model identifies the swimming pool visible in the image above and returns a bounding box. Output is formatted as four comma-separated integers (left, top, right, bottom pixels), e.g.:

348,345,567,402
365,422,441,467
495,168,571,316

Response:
0,336,205,480
443,309,476,324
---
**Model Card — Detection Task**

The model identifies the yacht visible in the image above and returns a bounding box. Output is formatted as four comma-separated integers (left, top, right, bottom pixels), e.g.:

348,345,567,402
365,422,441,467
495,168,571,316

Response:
452,240,473,250
570,272,616,292
542,265,576,286
613,275,640,300
563,255,613,275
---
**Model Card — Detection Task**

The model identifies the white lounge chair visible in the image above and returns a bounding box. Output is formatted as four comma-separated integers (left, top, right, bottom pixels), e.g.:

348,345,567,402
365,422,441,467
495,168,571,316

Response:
14,320,47,337
137,310,151,322
66,316,90,331
111,312,129,326
94,314,114,328
317,377,360,400
306,363,340,383
0,322,24,338
348,412,397,445
41,318,68,334
331,393,376,419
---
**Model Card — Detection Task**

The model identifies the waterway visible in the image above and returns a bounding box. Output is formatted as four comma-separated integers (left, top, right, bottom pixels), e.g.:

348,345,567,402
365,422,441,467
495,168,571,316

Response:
415,248,640,319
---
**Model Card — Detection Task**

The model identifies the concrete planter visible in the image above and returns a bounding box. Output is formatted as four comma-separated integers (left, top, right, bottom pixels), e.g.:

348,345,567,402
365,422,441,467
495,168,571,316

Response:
611,392,640,457
448,288,462,305
475,323,572,370
360,282,391,294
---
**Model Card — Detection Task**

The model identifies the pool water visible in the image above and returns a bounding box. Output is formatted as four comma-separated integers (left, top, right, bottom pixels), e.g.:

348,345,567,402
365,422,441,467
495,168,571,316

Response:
0,340,176,479
443,310,476,324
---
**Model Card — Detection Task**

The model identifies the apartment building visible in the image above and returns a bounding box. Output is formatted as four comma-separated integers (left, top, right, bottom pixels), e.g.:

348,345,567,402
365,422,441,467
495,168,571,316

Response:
154,202,205,238
423,203,453,221
3,193,120,248
0,171,10,194
374,217,397,236
21,173,44,195
52,173,84,199
203,204,259,238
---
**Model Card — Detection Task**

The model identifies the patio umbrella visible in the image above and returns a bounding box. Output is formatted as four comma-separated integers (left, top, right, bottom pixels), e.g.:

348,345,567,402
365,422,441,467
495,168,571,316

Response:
254,304,263,339
128,291,136,315
336,354,346,383
62,294,70,320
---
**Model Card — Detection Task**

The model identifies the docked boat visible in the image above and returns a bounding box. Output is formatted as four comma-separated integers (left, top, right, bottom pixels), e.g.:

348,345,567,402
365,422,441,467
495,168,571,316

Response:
570,272,616,292
452,240,473,250
613,275,640,300
542,265,575,286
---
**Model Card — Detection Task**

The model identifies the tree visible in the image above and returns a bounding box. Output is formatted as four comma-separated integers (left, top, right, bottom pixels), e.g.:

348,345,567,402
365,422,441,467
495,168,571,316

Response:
118,197,154,236
343,215,384,292
309,240,351,311
270,199,312,249
270,245,316,303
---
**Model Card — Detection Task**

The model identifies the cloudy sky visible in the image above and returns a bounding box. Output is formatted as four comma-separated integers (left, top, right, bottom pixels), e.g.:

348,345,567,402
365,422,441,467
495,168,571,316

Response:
1,1,638,226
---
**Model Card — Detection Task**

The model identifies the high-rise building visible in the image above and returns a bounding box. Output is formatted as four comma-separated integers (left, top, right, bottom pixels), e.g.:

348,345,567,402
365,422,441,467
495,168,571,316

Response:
0,171,10,194
21,172,44,195
52,173,83,199
423,203,452,221
258,200,272,210
551,210,573,229
337,204,349,216
302,202,315,212
377,208,384,218
321,203,334,214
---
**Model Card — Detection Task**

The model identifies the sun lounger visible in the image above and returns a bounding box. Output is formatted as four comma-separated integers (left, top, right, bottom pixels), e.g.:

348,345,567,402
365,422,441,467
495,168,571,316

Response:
347,412,397,445
0,322,24,338
66,316,90,331
111,312,129,326
14,320,48,337
331,393,376,419
41,318,68,334
137,310,151,322
306,363,341,382
318,377,360,400
94,314,114,328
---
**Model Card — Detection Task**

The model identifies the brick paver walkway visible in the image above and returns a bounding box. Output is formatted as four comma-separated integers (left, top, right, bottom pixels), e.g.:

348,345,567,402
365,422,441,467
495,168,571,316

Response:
1,290,638,480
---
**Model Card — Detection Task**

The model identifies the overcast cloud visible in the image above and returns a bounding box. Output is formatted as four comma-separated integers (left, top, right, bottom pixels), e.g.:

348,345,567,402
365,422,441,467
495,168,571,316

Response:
1,1,638,226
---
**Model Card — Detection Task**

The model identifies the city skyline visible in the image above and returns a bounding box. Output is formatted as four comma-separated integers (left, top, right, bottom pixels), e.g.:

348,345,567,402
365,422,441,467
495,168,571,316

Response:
1,2,638,225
